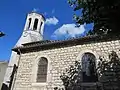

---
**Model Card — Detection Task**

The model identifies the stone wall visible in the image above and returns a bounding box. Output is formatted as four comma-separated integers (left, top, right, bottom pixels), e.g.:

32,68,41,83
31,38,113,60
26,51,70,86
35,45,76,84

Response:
13,39,120,90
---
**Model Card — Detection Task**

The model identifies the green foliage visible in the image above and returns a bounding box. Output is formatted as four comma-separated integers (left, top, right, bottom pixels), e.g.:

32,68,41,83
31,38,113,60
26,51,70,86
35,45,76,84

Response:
54,61,82,90
0,31,5,37
98,51,120,90
68,0,120,35
54,51,120,90
60,61,81,90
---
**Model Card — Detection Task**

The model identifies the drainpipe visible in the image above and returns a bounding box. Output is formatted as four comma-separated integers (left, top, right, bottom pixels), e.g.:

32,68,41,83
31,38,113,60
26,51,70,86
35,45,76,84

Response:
10,49,21,90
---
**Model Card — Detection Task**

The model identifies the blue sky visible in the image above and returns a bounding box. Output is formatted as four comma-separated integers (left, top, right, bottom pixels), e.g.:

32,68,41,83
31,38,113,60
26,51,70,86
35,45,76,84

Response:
0,0,93,61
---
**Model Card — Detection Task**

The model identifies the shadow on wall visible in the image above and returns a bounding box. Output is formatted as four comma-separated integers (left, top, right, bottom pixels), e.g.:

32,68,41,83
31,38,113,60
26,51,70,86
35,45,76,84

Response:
1,83,8,90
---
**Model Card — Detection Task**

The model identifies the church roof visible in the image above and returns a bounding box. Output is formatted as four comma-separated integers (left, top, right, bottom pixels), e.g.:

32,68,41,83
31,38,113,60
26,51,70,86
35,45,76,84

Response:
12,34,120,53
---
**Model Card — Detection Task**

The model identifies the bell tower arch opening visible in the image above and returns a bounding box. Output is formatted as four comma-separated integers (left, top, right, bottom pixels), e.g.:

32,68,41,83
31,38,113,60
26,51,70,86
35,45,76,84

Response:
33,18,39,30
40,22,43,30
28,18,31,29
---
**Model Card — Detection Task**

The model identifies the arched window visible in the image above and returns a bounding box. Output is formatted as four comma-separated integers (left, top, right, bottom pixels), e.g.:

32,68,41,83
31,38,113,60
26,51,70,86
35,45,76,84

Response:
28,18,31,29
81,52,98,82
33,18,38,30
37,57,48,82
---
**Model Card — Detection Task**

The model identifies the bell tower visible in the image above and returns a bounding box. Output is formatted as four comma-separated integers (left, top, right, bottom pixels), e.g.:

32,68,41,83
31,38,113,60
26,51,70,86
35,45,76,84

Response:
3,12,45,87
16,12,45,46
24,12,45,35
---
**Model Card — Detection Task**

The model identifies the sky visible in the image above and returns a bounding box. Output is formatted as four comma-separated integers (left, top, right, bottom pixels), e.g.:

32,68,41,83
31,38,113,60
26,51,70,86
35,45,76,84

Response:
0,0,93,61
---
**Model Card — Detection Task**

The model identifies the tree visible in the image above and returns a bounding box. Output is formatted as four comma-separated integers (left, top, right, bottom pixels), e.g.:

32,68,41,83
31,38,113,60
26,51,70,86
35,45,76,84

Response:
98,51,120,90
61,61,82,90
0,31,5,37
54,51,120,90
54,61,82,90
68,0,120,35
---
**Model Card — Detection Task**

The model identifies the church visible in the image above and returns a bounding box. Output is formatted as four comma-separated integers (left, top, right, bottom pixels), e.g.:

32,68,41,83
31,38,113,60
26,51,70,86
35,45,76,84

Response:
2,12,120,90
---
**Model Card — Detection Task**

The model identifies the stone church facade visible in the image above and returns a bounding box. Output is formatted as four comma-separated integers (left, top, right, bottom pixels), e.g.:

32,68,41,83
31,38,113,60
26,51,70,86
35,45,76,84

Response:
3,12,120,90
